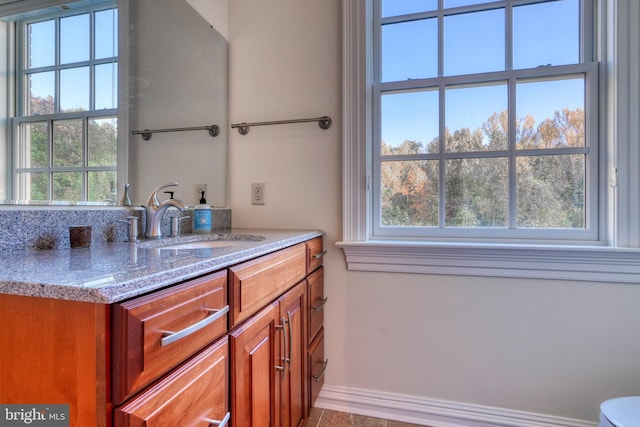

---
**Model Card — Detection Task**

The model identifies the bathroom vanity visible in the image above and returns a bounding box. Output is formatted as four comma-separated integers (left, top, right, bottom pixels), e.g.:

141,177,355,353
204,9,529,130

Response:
0,229,326,427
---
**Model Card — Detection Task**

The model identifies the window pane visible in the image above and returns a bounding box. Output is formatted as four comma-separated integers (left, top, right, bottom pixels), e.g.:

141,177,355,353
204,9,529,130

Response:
26,19,54,68
445,157,508,227
60,66,90,112
53,172,82,201
444,9,504,76
445,83,508,151
27,71,55,115
53,119,83,167
382,89,439,154
382,19,437,82
513,0,579,69
17,172,48,200
88,170,116,202
18,122,49,168
95,8,118,59
445,0,495,8
382,0,437,17
89,117,117,166
516,155,585,228
60,13,89,64
95,63,117,109
516,77,584,149
381,160,439,226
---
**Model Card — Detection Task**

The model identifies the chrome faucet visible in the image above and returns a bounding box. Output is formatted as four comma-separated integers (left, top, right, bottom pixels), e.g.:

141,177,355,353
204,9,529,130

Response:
144,183,188,239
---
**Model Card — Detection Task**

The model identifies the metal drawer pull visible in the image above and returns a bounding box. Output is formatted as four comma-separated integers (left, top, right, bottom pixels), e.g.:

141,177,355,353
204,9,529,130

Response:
205,412,231,427
287,311,293,372
161,305,229,347
312,297,328,312
275,317,289,378
312,250,327,260
312,359,328,382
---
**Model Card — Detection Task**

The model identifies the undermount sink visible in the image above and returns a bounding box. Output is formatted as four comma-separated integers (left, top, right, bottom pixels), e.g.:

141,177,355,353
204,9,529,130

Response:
136,234,266,250
159,240,242,250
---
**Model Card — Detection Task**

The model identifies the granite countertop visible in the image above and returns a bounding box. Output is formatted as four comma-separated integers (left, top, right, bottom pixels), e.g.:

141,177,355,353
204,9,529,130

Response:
0,228,324,304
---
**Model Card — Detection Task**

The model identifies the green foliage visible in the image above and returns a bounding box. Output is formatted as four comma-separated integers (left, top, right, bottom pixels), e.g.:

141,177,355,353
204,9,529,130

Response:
381,108,585,229
20,96,117,202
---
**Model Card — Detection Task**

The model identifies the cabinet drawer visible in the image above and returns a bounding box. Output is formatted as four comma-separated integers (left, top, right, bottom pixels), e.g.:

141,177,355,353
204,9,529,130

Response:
114,336,229,427
308,327,326,409
112,270,228,403
229,243,306,328
306,237,325,274
307,266,325,343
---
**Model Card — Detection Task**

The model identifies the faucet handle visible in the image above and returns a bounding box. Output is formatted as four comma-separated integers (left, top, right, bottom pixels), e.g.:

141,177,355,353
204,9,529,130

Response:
147,182,179,206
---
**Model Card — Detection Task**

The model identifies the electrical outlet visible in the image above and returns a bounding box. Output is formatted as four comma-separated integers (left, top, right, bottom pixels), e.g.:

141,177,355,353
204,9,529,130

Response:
194,183,207,203
251,182,265,205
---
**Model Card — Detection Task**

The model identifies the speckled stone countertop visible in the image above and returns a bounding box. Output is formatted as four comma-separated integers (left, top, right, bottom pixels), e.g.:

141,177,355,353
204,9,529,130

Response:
0,229,324,304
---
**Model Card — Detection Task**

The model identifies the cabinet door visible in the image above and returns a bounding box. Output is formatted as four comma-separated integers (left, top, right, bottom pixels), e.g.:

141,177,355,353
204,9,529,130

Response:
308,327,326,409
230,301,281,427
114,336,229,427
279,281,307,427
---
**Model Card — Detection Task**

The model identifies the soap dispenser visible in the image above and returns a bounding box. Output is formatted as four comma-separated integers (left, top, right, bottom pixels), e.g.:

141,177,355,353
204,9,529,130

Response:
193,191,212,234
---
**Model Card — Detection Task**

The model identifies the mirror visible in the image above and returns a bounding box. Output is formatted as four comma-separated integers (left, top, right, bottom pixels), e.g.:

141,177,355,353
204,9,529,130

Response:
0,0,228,207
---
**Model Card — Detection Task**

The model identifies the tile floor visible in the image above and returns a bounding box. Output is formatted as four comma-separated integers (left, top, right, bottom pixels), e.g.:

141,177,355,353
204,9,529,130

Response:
307,407,427,427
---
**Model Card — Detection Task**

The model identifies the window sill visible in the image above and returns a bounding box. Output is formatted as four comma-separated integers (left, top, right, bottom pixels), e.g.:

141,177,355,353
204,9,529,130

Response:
336,240,640,283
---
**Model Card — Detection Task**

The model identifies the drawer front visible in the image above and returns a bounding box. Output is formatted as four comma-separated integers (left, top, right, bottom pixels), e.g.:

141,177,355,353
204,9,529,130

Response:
229,243,306,328
114,336,229,427
308,327,326,409
306,237,324,274
307,266,325,343
112,270,228,403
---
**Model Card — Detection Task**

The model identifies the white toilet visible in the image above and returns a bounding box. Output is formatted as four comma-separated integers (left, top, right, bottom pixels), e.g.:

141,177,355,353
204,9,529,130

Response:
600,397,640,427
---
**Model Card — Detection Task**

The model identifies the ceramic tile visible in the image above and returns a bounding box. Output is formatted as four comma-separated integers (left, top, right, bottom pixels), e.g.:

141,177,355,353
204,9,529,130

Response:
387,420,428,427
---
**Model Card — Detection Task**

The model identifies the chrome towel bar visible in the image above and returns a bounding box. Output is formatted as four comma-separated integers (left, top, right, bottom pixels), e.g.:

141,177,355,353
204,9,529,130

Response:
132,124,220,141
230,116,332,135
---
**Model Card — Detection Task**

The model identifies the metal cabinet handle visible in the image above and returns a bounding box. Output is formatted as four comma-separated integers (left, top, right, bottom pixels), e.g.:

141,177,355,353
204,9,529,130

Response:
160,305,229,347
287,311,293,372
312,359,328,382
312,297,328,312
204,412,231,427
275,317,289,378
312,250,327,260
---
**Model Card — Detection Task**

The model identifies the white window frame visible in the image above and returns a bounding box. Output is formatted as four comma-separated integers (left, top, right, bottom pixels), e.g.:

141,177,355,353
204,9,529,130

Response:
337,0,640,283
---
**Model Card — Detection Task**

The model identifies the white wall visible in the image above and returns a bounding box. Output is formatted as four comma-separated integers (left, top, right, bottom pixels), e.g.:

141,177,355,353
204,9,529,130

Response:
227,0,640,423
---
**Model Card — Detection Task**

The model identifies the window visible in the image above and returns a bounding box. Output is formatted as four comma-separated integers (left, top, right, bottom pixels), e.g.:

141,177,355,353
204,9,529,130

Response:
375,0,597,242
11,1,118,203
339,1,640,282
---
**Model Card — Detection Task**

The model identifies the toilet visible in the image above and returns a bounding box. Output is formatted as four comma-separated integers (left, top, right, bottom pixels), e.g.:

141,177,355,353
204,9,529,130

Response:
600,396,640,427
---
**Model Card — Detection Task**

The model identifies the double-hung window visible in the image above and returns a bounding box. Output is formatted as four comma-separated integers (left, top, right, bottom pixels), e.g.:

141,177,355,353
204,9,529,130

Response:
12,1,118,203
375,0,597,242
340,1,640,282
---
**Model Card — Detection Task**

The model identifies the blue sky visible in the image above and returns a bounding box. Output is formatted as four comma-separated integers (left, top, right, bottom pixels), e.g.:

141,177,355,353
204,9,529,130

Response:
380,0,583,149
26,8,117,113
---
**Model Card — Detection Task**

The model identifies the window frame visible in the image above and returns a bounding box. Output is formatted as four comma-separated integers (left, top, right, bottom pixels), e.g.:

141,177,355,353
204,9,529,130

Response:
3,0,122,205
337,0,640,283
373,0,599,242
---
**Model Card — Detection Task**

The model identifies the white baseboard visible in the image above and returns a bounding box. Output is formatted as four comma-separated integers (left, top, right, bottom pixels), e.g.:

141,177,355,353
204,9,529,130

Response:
314,385,598,427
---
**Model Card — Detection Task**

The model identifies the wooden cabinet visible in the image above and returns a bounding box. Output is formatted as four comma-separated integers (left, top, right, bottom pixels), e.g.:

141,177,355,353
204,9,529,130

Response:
0,235,324,427
305,237,327,410
229,255,308,427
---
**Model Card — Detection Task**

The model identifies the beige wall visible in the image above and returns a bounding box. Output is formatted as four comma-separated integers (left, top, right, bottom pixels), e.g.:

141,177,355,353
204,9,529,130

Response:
227,0,640,422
